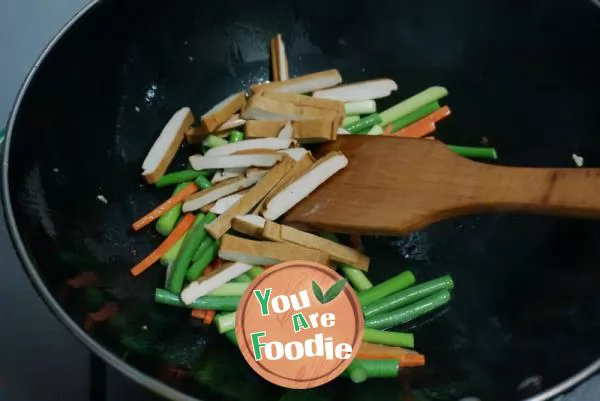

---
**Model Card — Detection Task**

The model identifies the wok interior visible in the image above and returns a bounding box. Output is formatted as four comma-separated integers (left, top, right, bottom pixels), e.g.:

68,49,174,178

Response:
6,0,600,399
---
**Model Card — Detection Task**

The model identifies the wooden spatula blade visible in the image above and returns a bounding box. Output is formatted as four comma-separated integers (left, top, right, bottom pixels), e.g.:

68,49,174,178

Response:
283,136,600,235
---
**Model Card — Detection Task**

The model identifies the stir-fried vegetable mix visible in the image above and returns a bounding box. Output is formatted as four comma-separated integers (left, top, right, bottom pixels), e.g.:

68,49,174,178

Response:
130,33,498,384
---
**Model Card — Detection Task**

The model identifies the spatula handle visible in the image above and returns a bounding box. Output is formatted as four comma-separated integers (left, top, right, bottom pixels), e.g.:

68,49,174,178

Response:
478,166,600,219
282,136,600,236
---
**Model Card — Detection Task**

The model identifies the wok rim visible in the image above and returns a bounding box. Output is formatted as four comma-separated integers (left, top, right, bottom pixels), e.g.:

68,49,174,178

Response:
1,1,599,400
0,1,197,400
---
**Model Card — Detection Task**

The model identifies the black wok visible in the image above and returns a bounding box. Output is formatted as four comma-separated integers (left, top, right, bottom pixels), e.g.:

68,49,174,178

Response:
3,0,600,400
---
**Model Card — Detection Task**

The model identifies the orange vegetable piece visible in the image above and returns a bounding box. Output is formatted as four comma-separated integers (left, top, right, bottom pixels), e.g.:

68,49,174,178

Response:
130,213,196,276
132,182,197,231
191,309,206,320
357,342,426,367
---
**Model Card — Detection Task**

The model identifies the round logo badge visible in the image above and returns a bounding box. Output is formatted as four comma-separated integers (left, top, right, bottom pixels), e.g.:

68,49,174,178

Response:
235,261,364,389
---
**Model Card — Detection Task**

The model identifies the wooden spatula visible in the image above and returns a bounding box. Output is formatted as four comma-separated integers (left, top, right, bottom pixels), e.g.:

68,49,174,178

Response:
283,135,600,235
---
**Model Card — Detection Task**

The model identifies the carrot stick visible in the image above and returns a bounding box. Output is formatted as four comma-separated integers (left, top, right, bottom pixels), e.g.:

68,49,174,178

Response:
357,342,426,367
382,124,393,137
203,310,216,325
84,302,119,332
191,309,206,320
67,272,99,288
393,105,450,138
130,213,196,276
132,183,198,231
393,120,436,138
425,105,451,124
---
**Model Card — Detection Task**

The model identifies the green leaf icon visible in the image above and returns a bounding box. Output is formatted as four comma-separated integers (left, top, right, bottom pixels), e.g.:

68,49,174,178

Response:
323,279,347,304
312,281,325,304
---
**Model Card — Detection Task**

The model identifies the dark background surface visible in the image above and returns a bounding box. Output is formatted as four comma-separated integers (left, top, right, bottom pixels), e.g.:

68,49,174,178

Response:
0,196,164,401
2,0,600,400
1,0,159,397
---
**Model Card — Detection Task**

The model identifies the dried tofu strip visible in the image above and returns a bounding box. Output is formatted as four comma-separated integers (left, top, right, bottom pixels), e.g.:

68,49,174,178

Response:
242,96,340,121
185,114,246,144
181,262,253,305
261,91,344,117
232,149,284,156
142,107,194,183
232,215,267,238
205,157,295,239
182,171,265,212
262,221,370,271
250,69,342,95
208,191,248,214
262,151,348,220
201,92,246,132
277,121,293,139
279,148,312,162
292,120,338,143
245,120,288,139
211,168,246,184
313,79,398,102
216,113,246,131
219,234,330,266
253,152,314,214
270,34,289,81
205,138,293,157
189,154,282,170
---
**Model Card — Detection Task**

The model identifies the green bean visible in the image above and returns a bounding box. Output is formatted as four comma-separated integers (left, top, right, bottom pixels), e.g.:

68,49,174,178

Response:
203,135,229,148
155,183,188,236
231,273,252,283
224,330,239,346
174,212,217,265
192,236,214,262
379,86,448,126
341,359,399,382
155,170,208,188
389,101,440,132
362,328,414,348
203,212,218,228
342,115,360,126
340,264,373,291
447,145,498,159
319,232,373,291
356,359,399,379
185,240,218,281
247,266,265,279
208,283,249,296
343,360,368,383
363,275,454,318
228,130,245,143
358,271,415,307
160,234,187,266
215,312,236,333
344,100,376,116
166,214,207,293
367,124,384,135
194,175,213,190
365,290,451,329
154,289,239,311
343,113,382,134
